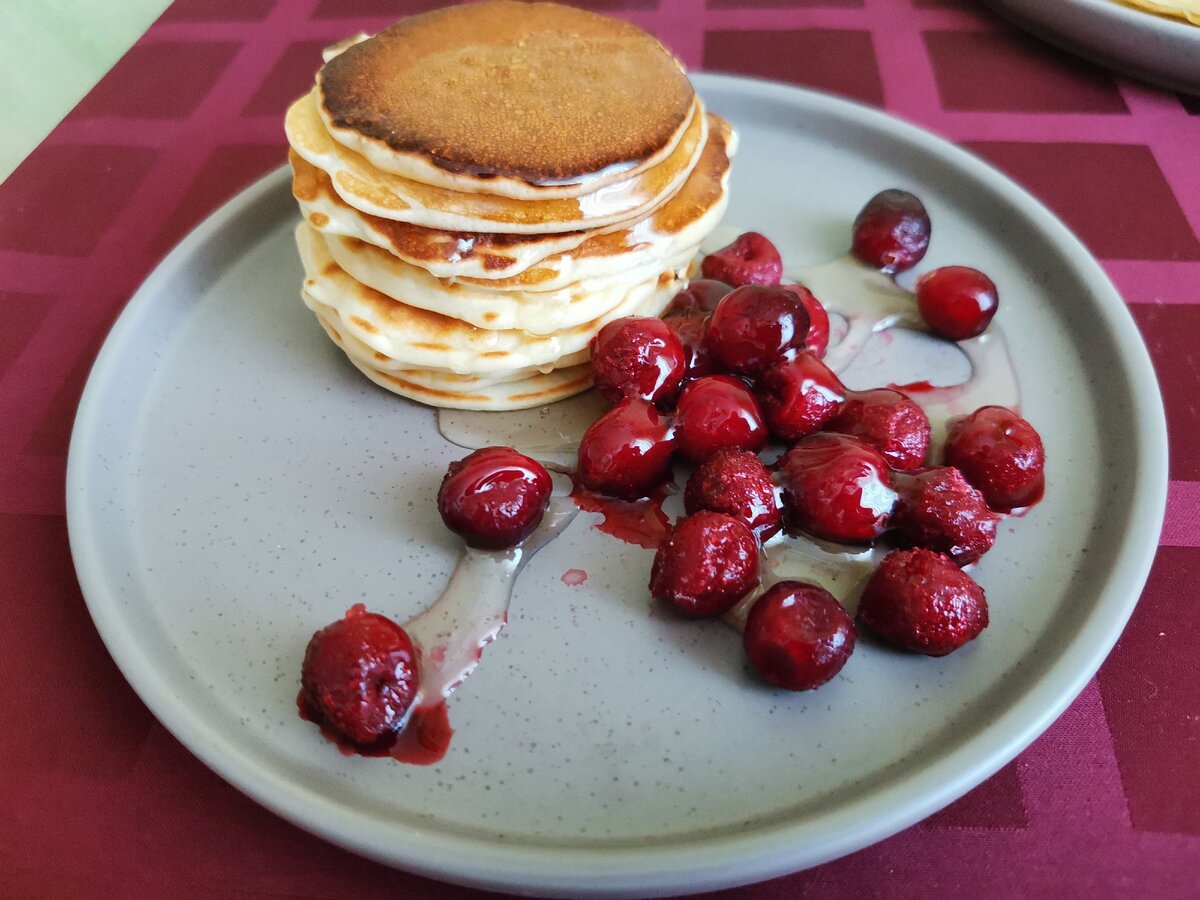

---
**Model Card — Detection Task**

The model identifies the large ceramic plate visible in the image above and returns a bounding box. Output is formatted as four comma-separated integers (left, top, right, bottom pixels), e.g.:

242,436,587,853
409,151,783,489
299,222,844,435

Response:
67,74,1167,897
984,0,1200,94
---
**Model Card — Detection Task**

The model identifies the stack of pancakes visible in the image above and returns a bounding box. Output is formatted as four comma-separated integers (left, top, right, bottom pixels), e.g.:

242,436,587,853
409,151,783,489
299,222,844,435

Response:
285,1,736,410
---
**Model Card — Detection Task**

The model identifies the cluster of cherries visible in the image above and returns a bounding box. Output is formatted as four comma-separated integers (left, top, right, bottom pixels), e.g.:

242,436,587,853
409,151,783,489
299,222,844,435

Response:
300,189,1045,749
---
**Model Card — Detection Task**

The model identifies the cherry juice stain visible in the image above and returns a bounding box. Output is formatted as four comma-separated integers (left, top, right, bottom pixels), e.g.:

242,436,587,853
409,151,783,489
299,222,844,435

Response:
298,691,453,765
561,568,588,586
570,479,672,549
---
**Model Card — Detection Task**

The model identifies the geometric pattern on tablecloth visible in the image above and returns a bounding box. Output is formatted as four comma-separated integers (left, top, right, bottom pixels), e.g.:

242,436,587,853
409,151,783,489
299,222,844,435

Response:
0,0,1197,895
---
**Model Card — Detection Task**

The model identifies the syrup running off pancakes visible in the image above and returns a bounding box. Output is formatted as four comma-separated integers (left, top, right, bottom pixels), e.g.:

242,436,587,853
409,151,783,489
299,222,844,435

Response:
338,232,1022,762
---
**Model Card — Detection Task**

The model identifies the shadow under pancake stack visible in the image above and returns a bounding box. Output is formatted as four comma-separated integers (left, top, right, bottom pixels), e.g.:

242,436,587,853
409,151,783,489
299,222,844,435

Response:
284,0,735,410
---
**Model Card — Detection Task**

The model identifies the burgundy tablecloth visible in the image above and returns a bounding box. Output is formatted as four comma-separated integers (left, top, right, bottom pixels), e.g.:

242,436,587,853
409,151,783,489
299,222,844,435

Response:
2,0,1198,896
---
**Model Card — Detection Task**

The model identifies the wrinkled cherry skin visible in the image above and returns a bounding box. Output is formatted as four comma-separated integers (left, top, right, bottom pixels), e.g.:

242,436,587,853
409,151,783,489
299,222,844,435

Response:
673,375,768,463
589,316,686,406
577,398,676,500
705,284,812,377
649,511,760,617
700,232,783,287
857,549,988,656
796,287,831,358
301,605,420,746
826,388,931,472
684,449,783,541
851,189,931,275
664,279,731,318
944,406,1045,511
757,352,847,442
437,447,553,549
892,467,999,565
778,433,897,543
916,266,998,341
743,582,856,691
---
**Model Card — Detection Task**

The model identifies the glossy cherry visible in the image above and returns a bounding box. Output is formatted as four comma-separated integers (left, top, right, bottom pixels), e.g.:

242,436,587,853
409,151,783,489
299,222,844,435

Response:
663,279,731,318
892,467,999,565
437,447,553,549
796,287,831,358
577,398,676,500
300,604,420,746
683,449,783,541
916,266,999,340
825,388,931,472
756,351,847,442
777,433,897,543
944,406,1045,511
589,316,686,405
700,232,783,287
857,548,988,656
705,284,812,377
851,189,931,274
743,582,856,691
649,511,760,617
673,375,768,463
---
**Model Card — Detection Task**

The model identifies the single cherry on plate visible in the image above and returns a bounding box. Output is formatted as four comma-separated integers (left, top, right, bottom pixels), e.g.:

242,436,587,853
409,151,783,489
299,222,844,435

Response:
590,316,686,406
300,604,420,746
825,388,931,472
743,581,856,691
757,351,847,442
777,433,897,544
892,467,999,565
857,548,988,656
700,232,783,287
916,266,999,341
649,511,760,617
944,405,1045,511
577,397,676,500
437,446,553,550
851,189,931,275
673,375,768,463
684,448,782,541
705,284,812,377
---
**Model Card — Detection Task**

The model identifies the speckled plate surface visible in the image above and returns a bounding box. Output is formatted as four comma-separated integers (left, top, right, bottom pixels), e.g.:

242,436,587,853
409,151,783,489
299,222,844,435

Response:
67,74,1167,898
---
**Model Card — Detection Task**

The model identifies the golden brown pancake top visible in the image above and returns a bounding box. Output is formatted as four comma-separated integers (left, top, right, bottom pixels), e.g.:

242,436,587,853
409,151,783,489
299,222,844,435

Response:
318,1,694,185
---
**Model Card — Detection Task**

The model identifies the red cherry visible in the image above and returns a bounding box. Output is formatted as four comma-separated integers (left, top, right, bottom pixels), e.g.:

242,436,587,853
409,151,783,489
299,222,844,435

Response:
756,351,847,442
589,316,686,405
796,287,831,358
944,406,1045,511
743,582,856,691
700,232,782,287
664,312,717,380
705,284,812,377
857,549,988,656
916,266,998,340
684,449,782,541
825,388,931,472
577,398,676,500
437,447,553,549
664,279,731,318
649,511,760,617
851,189,931,275
301,605,420,746
892,467,999,565
778,433,897,543
673,375,768,463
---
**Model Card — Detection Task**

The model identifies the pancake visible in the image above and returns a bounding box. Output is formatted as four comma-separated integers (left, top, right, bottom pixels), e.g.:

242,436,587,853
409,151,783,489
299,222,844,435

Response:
286,89,708,233
296,221,687,374
323,231,703,334
315,1,694,199
293,114,736,287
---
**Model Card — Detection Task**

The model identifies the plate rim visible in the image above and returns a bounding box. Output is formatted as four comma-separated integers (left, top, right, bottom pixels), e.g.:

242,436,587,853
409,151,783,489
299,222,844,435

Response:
66,72,1169,897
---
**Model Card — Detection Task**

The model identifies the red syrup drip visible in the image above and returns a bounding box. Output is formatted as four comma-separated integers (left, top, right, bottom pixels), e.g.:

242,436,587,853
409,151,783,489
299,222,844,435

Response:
297,692,453,765
561,568,589,586
570,479,672,549
889,379,936,393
